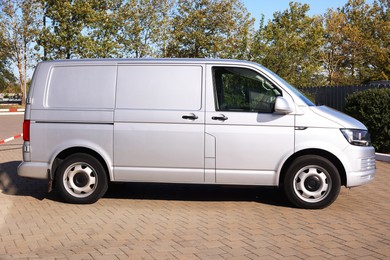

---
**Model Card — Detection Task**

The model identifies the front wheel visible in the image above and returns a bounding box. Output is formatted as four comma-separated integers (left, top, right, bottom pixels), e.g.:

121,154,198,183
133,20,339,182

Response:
284,155,341,209
55,153,108,204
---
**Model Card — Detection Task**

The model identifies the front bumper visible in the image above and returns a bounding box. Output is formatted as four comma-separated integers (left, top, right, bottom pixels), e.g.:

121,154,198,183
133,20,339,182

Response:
346,168,375,187
346,156,376,187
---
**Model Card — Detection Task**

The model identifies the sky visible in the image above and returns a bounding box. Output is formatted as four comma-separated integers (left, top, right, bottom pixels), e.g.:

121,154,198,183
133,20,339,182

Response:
242,0,374,28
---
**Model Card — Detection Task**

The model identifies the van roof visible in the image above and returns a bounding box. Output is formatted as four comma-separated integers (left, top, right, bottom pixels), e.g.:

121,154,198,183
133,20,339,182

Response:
38,58,259,66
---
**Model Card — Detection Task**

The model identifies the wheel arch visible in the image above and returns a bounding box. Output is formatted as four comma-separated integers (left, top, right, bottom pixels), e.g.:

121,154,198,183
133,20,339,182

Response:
51,147,111,187
279,149,346,187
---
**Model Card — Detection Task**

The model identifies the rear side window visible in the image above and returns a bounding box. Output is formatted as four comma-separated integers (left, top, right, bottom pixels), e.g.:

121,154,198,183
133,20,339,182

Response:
116,65,202,110
46,66,116,109
213,67,281,113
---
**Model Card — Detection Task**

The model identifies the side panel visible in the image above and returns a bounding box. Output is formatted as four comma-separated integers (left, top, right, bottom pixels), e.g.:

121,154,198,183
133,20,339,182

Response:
116,65,202,111
30,122,114,171
45,66,116,109
113,64,205,183
23,63,116,180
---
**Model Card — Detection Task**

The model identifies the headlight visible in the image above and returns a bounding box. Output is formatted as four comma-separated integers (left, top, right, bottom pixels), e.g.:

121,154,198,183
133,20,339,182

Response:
340,129,371,146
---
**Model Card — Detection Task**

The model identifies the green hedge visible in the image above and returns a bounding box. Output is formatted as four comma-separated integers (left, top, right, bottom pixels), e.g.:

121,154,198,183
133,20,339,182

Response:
344,88,390,153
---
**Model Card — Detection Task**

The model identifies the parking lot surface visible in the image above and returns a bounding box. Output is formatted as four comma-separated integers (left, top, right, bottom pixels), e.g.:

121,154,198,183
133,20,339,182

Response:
0,114,389,259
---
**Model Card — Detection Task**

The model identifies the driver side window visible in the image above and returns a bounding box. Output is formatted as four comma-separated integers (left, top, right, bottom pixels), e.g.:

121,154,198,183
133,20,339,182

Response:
213,67,281,113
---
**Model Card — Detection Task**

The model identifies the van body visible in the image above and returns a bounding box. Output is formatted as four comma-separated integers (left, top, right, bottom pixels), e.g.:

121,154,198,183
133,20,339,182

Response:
18,59,375,208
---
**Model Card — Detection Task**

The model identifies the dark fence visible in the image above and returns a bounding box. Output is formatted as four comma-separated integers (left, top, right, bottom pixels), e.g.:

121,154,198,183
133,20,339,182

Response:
298,82,390,112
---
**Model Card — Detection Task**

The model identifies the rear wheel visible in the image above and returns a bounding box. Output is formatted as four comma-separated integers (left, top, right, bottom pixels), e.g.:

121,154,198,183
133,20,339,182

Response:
284,155,341,209
55,153,108,204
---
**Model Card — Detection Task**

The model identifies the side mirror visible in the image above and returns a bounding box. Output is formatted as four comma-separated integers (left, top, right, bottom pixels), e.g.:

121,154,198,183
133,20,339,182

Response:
274,96,293,114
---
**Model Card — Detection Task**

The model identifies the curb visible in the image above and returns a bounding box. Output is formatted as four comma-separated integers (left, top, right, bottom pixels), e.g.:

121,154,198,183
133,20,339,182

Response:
376,153,390,163
0,108,25,112
0,108,25,115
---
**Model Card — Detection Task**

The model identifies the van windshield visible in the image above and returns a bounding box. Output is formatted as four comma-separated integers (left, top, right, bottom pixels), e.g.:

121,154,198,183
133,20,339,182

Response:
260,66,315,106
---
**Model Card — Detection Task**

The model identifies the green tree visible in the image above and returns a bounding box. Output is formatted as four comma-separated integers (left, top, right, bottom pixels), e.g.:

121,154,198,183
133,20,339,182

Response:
321,0,389,85
0,0,40,103
251,2,325,87
167,0,254,58
367,0,389,81
340,0,373,83
38,0,97,59
339,0,389,83
159,0,175,57
83,0,124,58
0,60,16,93
117,0,174,58
38,0,174,59
0,26,16,92
321,9,349,85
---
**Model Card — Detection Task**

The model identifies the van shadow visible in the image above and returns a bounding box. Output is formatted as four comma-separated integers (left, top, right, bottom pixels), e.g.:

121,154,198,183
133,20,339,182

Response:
0,161,48,200
105,182,291,207
0,161,291,207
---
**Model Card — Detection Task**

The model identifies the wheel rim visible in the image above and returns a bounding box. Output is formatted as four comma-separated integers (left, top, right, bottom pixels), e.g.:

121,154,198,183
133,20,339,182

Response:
293,165,332,203
63,162,98,198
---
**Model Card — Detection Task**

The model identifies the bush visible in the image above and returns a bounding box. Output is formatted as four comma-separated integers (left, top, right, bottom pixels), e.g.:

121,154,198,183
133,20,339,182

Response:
344,88,390,153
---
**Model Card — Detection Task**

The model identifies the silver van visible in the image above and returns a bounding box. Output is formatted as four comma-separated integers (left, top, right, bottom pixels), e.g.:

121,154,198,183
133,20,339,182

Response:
18,59,375,208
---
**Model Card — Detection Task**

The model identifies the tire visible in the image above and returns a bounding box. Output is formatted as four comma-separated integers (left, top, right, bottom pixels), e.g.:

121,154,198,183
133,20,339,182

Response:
55,153,108,204
284,155,341,209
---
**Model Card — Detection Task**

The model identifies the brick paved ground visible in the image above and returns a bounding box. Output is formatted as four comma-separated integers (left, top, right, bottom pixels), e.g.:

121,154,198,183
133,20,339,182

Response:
0,114,389,259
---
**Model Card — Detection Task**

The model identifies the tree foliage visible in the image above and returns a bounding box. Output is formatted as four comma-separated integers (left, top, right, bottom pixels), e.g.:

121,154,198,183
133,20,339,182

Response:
0,0,40,103
38,0,104,59
251,2,325,87
0,27,16,92
0,0,389,92
0,60,16,92
117,0,174,58
322,0,390,85
321,9,348,85
365,0,390,82
167,0,254,58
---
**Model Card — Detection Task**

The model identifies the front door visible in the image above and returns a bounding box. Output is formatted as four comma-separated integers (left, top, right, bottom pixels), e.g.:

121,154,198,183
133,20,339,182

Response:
205,65,295,185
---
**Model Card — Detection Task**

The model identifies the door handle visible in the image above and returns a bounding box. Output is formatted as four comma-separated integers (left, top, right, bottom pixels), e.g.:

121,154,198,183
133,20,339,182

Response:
212,114,228,121
182,113,198,120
